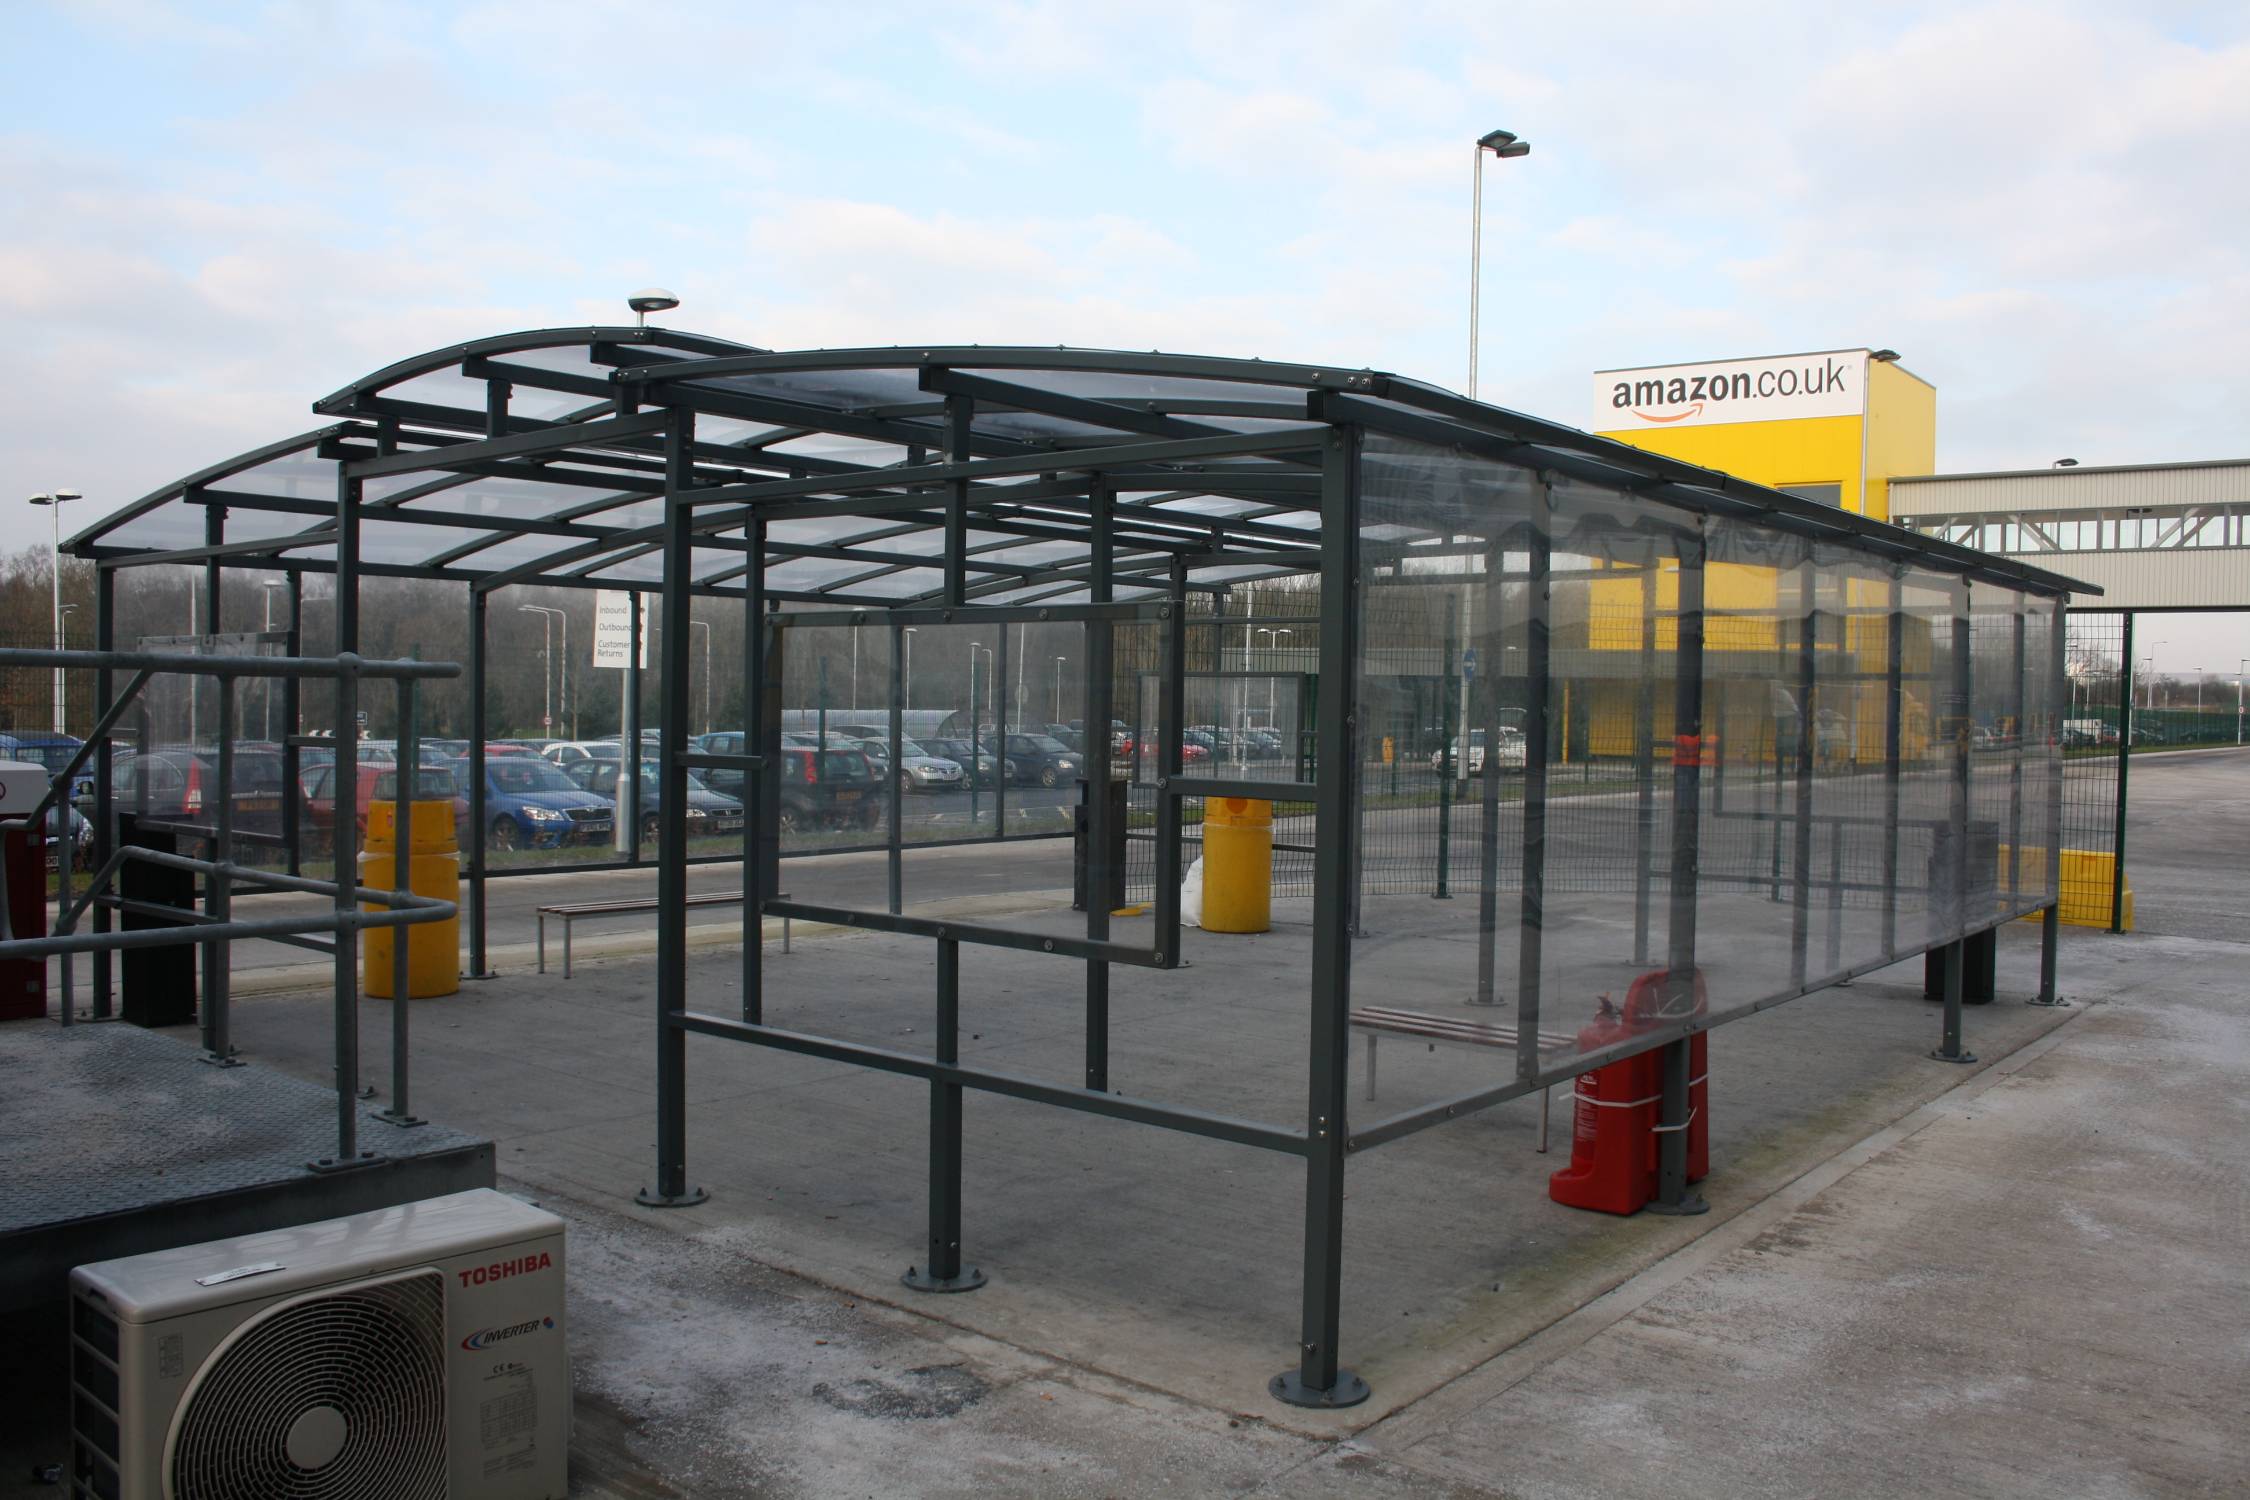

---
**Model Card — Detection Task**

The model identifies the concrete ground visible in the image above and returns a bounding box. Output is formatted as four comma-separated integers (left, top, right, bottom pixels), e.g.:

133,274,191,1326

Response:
9,749,2245,1497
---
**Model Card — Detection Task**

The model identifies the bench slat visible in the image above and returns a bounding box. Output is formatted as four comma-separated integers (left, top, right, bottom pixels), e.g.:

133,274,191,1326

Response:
538,891,744,917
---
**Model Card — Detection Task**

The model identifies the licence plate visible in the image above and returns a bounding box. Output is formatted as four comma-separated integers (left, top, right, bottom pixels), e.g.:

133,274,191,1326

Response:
238,798,278,813
584,819,613,832
835,789,862,803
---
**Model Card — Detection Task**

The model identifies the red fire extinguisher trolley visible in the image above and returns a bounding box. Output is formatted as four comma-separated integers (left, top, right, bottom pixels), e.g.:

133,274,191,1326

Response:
0,760,52,1022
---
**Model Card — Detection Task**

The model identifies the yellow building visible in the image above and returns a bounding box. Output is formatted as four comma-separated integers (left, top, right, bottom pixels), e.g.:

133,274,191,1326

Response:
1578,349,1937,763
1591,347,1934,522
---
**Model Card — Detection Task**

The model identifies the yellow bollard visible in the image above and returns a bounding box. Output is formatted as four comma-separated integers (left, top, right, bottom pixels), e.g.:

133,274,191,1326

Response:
1200,797,1272,934
361,797,462,997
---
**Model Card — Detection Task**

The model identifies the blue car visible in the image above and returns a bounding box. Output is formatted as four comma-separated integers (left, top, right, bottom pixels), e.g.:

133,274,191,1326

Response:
449,756,614,851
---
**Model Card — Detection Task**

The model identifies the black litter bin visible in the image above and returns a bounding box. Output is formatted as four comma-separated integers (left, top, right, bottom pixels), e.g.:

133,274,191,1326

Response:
119,814,197,1027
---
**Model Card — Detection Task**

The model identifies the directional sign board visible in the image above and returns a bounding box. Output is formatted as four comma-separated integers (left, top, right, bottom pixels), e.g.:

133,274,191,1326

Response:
1461,646,1478,679
592,591,649,670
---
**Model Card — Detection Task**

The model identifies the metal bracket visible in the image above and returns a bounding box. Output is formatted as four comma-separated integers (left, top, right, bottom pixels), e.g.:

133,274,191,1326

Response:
901,1264,987,1294
635,1184,710,1208
305,1150,385,1175
375,1109,427,1128
1269,1368,1370,1409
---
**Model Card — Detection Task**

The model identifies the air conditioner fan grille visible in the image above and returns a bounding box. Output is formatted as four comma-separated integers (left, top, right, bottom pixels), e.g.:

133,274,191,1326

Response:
170,1270,446,1500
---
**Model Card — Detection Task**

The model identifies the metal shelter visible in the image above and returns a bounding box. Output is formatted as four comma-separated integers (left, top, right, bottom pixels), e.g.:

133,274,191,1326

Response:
70,327,2091,1408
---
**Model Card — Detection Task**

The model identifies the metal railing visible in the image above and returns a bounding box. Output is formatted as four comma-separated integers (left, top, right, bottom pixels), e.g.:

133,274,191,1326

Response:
0,646,460,1169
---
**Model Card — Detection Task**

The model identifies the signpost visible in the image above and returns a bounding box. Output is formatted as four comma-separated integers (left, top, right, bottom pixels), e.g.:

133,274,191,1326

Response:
594,591,650,854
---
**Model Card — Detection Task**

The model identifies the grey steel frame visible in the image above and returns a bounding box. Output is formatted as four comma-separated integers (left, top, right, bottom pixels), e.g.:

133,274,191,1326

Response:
0,645,458,1167
61,333,2087,1411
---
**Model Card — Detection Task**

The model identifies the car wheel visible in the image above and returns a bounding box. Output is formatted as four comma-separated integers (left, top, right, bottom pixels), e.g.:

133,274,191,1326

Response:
1039,765,1059,789
490,816,518,852
778,805,799,835
641,813,661,842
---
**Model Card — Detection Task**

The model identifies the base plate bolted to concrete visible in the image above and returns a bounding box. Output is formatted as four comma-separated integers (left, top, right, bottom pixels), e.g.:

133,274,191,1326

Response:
635,1185,710,1208
1645,1194,1711,1216
1269,1369,1371,1408
902,1265,987,1293
1929,1049,1979,1065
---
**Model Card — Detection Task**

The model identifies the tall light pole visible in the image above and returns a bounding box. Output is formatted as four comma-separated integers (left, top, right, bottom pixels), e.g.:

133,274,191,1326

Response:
969,641,994,726
27,490,81,735
902,627,918,710
261,580,289,742
689,621,713,734
1255,627,1293,725
2237,657,2246,745
1053,655,1067,723
1468,128,1531,403
518,605,562,735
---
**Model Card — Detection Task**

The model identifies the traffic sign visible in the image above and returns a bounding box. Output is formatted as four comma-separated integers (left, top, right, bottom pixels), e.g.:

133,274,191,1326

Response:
1461,647,1478,679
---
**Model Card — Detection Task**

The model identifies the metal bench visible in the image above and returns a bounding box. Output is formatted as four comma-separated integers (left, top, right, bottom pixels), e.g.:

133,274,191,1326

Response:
536,891,779,978
1348,1006,1574,1151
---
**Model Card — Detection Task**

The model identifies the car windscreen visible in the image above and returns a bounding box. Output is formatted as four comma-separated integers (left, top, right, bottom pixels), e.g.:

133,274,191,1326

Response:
489,760,580,794
1016,734,1070,753
375,768,457,799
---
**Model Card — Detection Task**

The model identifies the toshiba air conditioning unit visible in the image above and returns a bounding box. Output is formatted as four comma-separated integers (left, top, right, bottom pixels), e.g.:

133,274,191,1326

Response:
68,1189,568,1500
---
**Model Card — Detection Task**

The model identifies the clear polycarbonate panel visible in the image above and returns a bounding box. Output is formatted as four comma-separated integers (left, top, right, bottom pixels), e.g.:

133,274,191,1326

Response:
1345,434,2062,1107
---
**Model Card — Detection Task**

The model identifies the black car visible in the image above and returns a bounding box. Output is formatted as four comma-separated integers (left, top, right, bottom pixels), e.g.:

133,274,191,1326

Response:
924,736,1003,787
777,745,881,833
1000,733,1082,789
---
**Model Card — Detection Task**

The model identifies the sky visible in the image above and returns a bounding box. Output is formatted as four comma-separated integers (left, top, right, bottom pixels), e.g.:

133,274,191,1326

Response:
2,0,2246,673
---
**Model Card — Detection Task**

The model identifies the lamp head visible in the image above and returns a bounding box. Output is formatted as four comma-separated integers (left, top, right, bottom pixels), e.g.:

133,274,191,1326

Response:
1478,128,1531,158
2053,458,2079,468
1869,349,1900,363
29,490,82,506
628,288,680,327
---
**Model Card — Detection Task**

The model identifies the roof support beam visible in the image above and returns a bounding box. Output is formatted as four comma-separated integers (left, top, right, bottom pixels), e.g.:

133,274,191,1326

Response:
341,410,675,480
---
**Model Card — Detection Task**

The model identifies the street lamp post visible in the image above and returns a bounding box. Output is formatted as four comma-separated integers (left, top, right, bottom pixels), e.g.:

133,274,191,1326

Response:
1053,656,1067,724
261,580,288,741
1254,627,1294,724
902,627,918,710
689,621,713,734
27,490,81,735
518,605,563,735
1468,128,1531,403
2238,657,2247,745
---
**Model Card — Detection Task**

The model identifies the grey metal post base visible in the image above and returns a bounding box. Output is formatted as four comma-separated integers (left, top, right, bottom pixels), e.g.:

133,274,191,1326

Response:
1270,1368,1370,1409
1930,941,1978,1065
2026,903,2069,1007
635,1185,710,1208
902,1265,987,1294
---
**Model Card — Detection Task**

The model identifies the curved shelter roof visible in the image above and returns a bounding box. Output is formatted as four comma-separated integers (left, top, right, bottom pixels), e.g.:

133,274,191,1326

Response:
69,326,2089,604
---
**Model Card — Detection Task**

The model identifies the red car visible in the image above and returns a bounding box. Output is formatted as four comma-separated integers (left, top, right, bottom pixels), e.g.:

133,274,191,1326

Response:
299,762,466,855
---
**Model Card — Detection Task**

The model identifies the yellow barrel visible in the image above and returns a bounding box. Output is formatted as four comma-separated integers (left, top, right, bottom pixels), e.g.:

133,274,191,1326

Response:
1200,797,1273,934
361,798,461,997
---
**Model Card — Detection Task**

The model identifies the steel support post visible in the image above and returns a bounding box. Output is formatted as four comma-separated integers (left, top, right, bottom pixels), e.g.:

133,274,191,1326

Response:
1648,524,1708,1216
1149,561,1187,953
744,516,770,1024
623,592,641,862
993,609,1009,830
2034,599,2068,1006
2007,610,2027,913
199,670,239,1065
1505,481,1554,1031
640,410,708,1208
1435,597,1455,900
1881,573,1904,957
1789,564,1817,988
1472,537,1504,1005
320,475,367,1169
379,677,424,1127
1632,564,1657,963
1272,425,1368,1410
2111,612,2134,935
281,572,304,879
888,621,905,915
1933,580,1977,1065
904,937,984,1292
465,588,492,978
91,565,115,1017
1084,481,1114,1091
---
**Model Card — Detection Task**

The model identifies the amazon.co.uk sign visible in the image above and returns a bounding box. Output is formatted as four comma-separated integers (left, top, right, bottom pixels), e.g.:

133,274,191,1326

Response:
1593,350,1868,432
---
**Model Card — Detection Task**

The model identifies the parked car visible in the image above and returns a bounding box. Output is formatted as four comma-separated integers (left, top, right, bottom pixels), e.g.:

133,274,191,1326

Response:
922,736,1002,787
450,756,614,850
99,748,290,842
1429,728,1527,776
542,740,624,770
1000,732,1082,789
0,731,91,802
692,730,750,798
564,757,745,841
835,731,963,793
300,763,466,855
1041,724,1083,753
776,745,881,833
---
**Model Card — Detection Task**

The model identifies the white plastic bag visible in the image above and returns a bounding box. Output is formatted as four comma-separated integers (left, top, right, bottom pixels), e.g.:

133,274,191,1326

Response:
1180,855,1205,929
